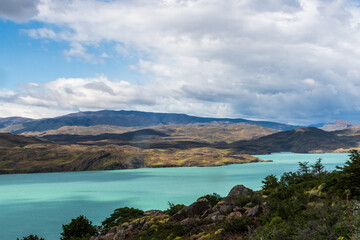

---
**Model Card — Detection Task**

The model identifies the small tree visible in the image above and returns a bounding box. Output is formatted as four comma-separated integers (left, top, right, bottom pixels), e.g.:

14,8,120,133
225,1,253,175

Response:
102,207,144,229
311,158,325,175
298,161,310,174
262,174,279,190
337,150,360,197
17,235,44,240
60,215,97,240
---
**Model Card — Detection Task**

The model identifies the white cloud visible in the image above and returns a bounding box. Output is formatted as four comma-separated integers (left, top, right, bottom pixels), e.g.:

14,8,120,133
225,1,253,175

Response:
25,28,57,39
4,0,360,123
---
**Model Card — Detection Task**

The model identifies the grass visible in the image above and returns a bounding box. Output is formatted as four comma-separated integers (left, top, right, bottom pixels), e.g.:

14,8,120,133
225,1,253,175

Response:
0,144,264,174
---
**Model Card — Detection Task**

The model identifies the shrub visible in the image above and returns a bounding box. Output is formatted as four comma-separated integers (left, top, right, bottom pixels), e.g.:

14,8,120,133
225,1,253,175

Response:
60,215,97,240
222,216,250,233
197,193,222,207
102,207,144,228
166,202,186,216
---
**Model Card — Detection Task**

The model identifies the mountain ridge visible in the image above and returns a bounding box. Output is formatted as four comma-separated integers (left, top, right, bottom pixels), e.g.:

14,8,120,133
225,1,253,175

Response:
4,110,300,133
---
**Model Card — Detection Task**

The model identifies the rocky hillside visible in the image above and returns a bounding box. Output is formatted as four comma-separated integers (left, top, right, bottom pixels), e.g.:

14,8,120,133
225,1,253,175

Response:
230,127,360,154
91,185,266,240
0,133,45,147
0,131,264,174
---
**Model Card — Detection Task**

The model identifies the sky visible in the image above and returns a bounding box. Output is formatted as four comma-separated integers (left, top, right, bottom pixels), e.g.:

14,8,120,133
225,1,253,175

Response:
1,0,360,124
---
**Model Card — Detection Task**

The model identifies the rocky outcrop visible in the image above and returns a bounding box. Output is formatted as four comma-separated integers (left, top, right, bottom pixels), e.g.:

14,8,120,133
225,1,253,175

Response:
91,184,267,240
172,199,211,221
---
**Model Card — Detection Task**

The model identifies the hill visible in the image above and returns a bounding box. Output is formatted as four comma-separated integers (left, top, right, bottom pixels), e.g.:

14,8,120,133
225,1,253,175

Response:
6,110,299,134
230,127,360,154
0,129,264,174
0,133,45,147
0,117,32,132
320,119,360,131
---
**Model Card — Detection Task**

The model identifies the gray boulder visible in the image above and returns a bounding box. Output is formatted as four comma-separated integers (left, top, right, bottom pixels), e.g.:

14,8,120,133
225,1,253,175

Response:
246,205,262,217
172,199,211,221
226,185,251,199
206,211,226,222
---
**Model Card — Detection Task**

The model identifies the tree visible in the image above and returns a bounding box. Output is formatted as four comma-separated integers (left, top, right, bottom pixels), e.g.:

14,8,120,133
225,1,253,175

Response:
298,161,310,174
262,174,279,190
102,207,144,228
337,150,360,197
311,158,325,175
17,235,44,240
60,215,97,240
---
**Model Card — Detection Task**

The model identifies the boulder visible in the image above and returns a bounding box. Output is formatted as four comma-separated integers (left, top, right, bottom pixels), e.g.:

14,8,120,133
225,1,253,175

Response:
180,217,197,226
226,211,242,220
219,204,233,214
226,185,251,199
206,211,226,222
172,199,211,221
245,205,262,217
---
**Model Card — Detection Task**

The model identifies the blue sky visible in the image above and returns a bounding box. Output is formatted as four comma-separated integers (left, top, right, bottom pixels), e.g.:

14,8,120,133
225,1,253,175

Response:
0,21,142,89
1,0,360,124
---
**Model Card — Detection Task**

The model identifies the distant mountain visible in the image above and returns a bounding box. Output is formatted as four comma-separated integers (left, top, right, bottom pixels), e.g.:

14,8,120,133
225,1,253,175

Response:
0,117,32,132
10,110,299,133
230,127,360,154
320,120,360,131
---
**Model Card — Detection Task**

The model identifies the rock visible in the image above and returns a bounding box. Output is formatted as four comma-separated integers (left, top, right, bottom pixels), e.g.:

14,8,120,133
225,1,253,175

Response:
172,199,211,221
219,204,233,214
226,185,251,199
180,217,197,226
200,208,213,218
246,205,262,217
144,210,163,216
108,227,117,234
226,211,242,220
233,206,244,213
206,211,226,222
104,232,116,239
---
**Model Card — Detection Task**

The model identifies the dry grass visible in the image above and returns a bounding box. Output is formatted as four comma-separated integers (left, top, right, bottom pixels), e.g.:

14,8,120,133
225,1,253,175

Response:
143,147,262,167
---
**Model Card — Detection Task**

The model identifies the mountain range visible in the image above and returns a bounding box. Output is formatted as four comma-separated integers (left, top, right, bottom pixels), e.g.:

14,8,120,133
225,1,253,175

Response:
0,110,300,133
2,109,360,174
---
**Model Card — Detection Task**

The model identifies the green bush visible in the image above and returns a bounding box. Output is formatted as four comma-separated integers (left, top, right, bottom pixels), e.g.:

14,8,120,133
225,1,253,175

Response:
60,215,97,240
102,207,144,228
197,193,222,207
166,202,186,216
223,216,250,233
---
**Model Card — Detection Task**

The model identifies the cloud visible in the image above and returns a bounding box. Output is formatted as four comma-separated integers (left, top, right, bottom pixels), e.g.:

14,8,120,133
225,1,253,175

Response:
2,76,157,109
0,0,40,22
25,28,57,39
5,0,360,123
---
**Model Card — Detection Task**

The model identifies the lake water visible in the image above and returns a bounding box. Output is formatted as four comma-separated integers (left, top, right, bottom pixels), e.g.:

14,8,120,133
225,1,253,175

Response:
0,152,350,240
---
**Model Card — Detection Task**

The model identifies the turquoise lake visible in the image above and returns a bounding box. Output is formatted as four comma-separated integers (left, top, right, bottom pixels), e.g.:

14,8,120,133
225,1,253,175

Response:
0,152,350,240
